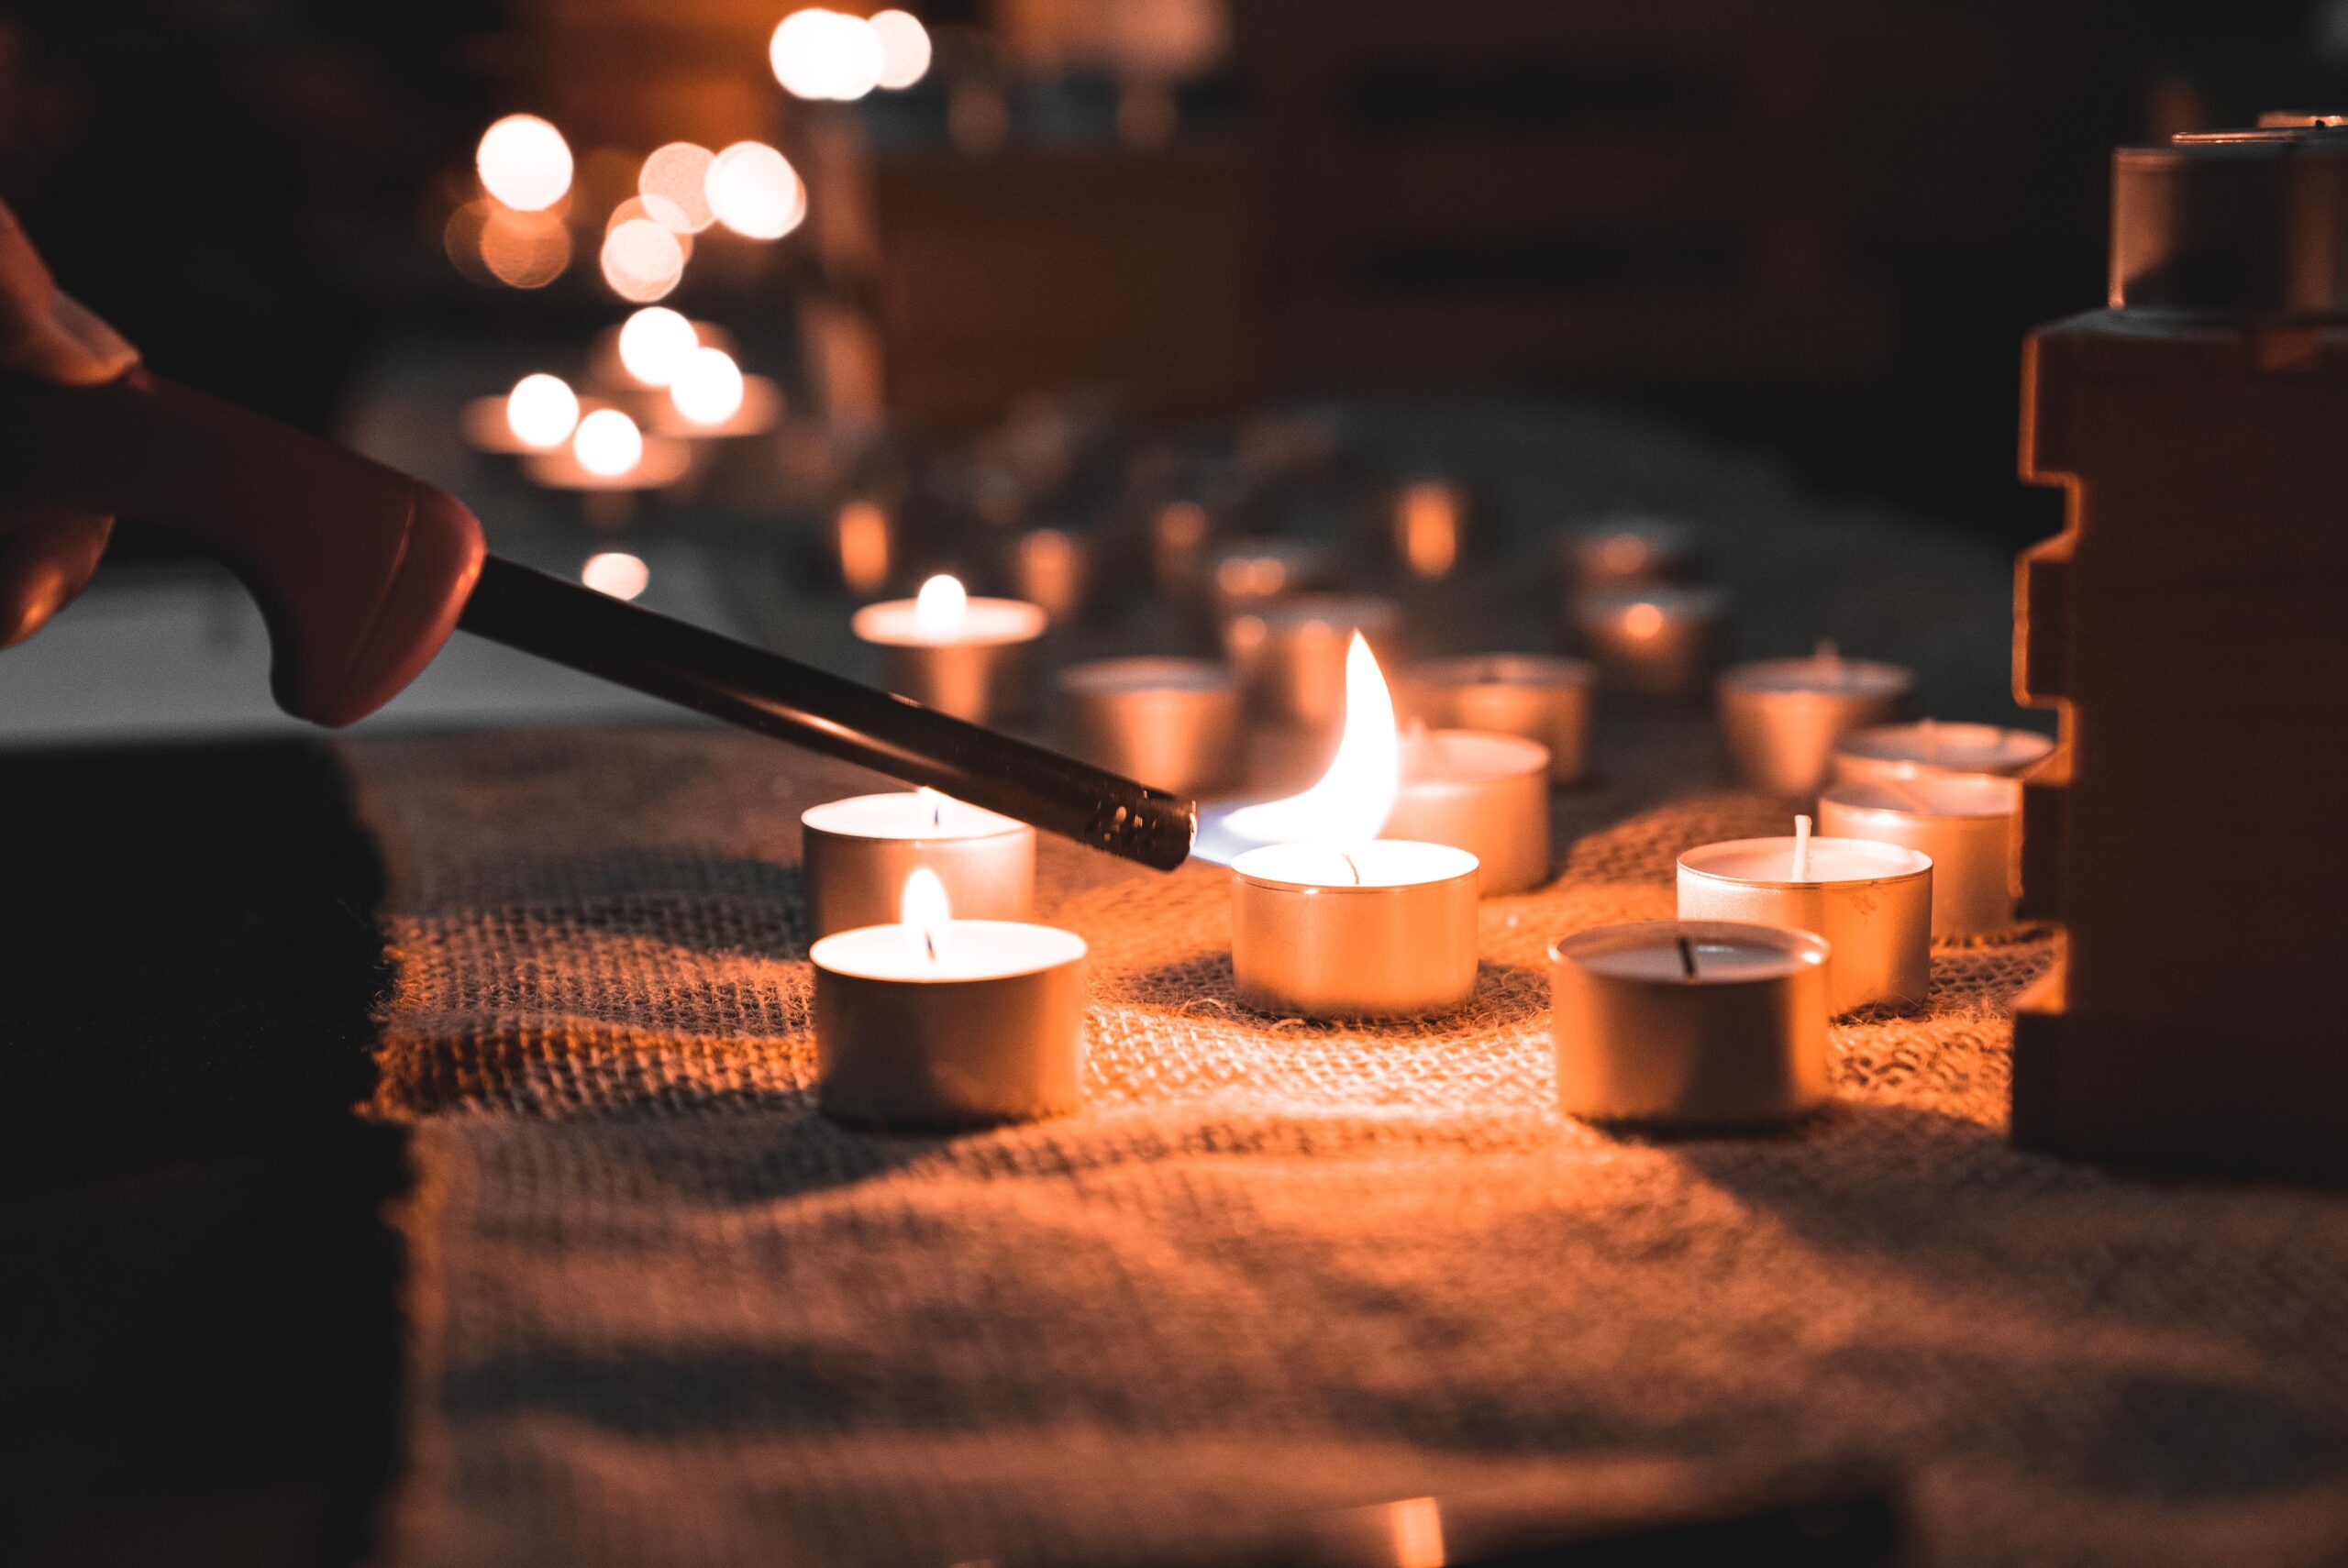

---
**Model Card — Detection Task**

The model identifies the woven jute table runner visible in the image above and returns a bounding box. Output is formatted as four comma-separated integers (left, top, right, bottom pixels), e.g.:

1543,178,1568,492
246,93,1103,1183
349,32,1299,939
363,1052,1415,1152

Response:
345,721,2348,1568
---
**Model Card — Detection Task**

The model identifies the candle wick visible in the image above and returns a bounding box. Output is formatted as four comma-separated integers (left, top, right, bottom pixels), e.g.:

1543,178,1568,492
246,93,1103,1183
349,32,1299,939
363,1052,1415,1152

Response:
1338,850,1365,887
1791,813,1813,880
924,928,938,963
1677,934,1699,980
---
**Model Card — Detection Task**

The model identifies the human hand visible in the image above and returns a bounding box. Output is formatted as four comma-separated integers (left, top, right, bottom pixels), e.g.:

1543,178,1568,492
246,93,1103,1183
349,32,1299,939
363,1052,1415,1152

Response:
0,198,138,645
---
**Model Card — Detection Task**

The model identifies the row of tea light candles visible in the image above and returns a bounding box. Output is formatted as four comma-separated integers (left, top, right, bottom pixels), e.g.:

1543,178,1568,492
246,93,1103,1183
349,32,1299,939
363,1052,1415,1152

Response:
805,626,2054,1132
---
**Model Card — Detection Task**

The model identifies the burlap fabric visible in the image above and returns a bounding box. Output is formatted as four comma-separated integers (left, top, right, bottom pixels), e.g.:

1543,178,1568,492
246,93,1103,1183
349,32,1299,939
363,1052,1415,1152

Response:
345,718,2348,1568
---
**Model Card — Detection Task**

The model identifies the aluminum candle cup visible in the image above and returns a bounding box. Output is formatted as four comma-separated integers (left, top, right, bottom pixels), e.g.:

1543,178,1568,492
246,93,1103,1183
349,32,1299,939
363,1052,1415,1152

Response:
1570,586,1726,699
1057,657,1244,797
1006,526,1092,624
1832,721,2056,787
1563,517,1699,591
852,594,1048,723
801,793,1037,940
1231,842,1480,1020
1385,729,1553,895
1678,836,1933,1015
811,920,1087,1130
1204,537,1338,620
1717,652,1914,797
1225,594,1405,727
1821,774,2022,939
1551,921,1832,1127
1402,655,1595,786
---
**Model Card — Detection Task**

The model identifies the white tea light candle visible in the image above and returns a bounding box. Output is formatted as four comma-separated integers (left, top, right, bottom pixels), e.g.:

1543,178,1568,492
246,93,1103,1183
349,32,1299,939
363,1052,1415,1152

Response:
811,868,1086,1130
1057,657,1243,797
1831,720,2056,787
1821,773,2021,939
1718,643,1914,797
852,573,1047,723
1570,585,1726,699
1403,654,1594,786
1232,841,1480,1019
1385,727,1552,896
801,790,1036,940
1552,921,1832,1126
1678,823,1933,1015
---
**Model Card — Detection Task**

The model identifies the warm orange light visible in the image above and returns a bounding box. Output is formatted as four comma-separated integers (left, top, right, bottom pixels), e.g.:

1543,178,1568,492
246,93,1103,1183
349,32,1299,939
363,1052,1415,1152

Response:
1216,555,1286,599
1623,602,1666,639
477,206,570,288
637,142,716,233
913,573,969,640
900,865,951,961
669,346,745,426
869,9,934,89
600,215,686,302
581,550,651,601
837,499,892,597
1386,1497,1445,1568
504,373,580,449
476,114,572,212
616,306,699,386
770,8,885,102
1224,634,1399,844
705,142,805,239
573,408,644,477
1396,480,1461,580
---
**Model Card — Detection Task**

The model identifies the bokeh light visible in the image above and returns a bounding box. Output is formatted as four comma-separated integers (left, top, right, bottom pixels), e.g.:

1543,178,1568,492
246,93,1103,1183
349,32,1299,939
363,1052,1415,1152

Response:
638,142,716,233
705,142,805,239
670,346,746,426
617,306,700,387
581,550,652,601
479,206,570,287
504,373,580,449
770,9,886,102
600,215,686,302
869,10,934,89
476,115,573,212
573,408,645,477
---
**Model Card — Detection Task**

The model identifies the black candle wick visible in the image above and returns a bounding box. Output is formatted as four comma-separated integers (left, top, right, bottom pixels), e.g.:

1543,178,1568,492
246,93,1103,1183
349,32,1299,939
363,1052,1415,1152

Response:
1677,935,1699,980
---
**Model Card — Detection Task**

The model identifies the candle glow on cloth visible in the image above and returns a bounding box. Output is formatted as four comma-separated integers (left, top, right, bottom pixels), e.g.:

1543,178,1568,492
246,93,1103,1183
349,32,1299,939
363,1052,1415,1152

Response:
801,788,1036,941
1678,821,1933,1015
853,575,1047,723
810,867,1086,1129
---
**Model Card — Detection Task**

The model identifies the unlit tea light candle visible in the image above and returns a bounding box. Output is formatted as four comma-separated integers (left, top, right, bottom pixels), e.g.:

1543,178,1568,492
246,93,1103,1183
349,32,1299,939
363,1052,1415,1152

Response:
1232,841,1480,1019
1678,816,1933,1015
1718,643,1913,797
1832,720,2056,786
1385,727,1551,895
1821,773,2021,939
1552,921,1831,1127
1571,586,1726,699
853,573,1047,723
801,790,1036,940
811,868,1086,1130
1404,655,1594,786
1006,527,1093,624
1058,657,1243,797
1225,593,1404,727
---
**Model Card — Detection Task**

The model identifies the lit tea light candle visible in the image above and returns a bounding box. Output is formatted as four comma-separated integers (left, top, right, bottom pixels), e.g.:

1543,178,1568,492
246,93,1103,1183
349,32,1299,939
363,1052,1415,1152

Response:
1220,635,1481,1019
1057,657,1243,797
461,372,581,456
1570,585,1726,699
801,789,1036,941
1831,720,2056,787
1205,537,1337,619
1718,642,1914,798
520,406,692,491
1005,526,1092,624
832,497,896,600
851,574,1047,723
1677,816,1933,1015
1402,654,1595,786
1385,727,1551,895
648,345,782,437
1562,516,1699,591
1551,920,1832,1127
1224,592,1404,727
1821,773,2021,939
1390,479,1470,581
810,867,1086,1130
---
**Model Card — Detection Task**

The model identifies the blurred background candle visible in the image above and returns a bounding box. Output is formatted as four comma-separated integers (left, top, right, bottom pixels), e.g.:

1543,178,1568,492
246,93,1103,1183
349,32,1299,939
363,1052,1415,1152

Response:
1384,727,1551,895
1821,773,2021,938
1388,478,1471,582
1205,537,1337,621
852,574,1047,723
1678,823,1933,1015
1832,721,2057,787
1225,593,1403,727
1717,644,1914,797
464,371,580,455
1552,921,1831,1127
1005,526,1093,624
800,790,1036,941
1402,655,1594,787
1569,585,1726,699
521,407,692,492
1057,657,1241,796
811,867,1085,1130
1563,516,1700,591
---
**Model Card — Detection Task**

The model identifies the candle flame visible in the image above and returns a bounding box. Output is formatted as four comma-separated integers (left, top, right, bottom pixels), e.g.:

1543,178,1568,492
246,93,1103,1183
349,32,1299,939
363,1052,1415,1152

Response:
1396,480,1461,580
914,574,969,640
504,372,579,449
476,114,572,213
670,346,745,426
901,865,950,963
838,500,892,596
573,408,644,477
617,306,699,386
1224,634,1399,845
1623,602,1665,639
1386,1497,1446,1568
